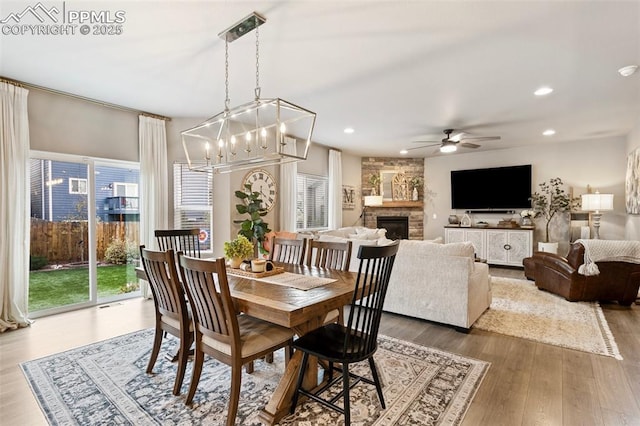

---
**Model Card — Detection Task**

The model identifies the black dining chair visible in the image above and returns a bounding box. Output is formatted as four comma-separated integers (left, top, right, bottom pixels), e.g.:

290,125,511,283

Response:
155,229,201,258
290,242,399,425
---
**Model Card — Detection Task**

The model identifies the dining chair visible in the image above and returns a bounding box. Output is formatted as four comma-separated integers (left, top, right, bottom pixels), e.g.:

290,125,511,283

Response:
290,242,400,425
139,246,192,396
177,254,294,425
305,239,353,324
269,237,307,265
155,229,201,258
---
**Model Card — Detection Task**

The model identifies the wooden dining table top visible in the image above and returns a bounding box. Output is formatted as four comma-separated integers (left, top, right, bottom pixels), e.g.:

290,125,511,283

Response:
136,262,359,330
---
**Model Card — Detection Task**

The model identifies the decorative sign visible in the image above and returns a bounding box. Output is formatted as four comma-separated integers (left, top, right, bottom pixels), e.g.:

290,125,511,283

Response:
342,185,356,210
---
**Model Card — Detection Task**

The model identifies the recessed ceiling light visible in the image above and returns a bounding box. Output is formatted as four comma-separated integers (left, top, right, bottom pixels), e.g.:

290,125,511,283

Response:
343,127,354,134
543,129,556,136
534,87,553,96
618,65,638,77
400,149,408,155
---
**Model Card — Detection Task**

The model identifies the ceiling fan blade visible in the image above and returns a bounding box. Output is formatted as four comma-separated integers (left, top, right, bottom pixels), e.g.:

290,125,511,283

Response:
411,140,440,144
405,144,438,152
459,136,501,142
460,142,481,149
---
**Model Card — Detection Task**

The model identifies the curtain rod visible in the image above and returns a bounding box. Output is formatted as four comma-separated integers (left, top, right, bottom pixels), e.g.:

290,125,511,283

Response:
0,76,171,121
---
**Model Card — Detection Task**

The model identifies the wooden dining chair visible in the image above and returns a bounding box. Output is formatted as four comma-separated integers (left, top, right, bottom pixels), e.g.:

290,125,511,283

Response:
269,237,307,265
305,239,353,324
177,254,294,425
139,246,192,396
155,229,201,258
290,242,400,425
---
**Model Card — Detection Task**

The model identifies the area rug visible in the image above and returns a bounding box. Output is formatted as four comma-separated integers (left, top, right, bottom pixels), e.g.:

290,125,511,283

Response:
473,276,622,360
21,329,489,426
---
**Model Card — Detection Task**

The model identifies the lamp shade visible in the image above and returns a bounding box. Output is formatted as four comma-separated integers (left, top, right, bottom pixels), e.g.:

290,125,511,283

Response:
364,195,383,207
581,192,614,212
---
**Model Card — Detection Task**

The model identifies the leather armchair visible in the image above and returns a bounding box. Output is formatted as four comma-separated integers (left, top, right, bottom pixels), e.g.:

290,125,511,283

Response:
523,242,640,306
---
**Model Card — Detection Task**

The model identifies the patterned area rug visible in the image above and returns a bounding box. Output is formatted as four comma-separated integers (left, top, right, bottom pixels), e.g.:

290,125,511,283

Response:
473,276,622,359
21,329,489,425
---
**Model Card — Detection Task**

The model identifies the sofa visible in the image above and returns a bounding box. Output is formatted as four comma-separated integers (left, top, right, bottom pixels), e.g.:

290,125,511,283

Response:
298,227,491,330
523,241,640,306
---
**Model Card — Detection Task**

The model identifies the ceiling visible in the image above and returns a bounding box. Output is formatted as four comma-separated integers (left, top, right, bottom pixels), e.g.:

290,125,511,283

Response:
1,1,639,157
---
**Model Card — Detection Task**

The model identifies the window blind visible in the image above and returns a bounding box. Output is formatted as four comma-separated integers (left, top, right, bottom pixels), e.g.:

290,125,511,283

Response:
173,163,213,250
296,173,328,230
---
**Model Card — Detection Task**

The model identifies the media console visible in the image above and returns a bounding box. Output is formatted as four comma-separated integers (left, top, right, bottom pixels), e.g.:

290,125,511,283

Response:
444,226,533,267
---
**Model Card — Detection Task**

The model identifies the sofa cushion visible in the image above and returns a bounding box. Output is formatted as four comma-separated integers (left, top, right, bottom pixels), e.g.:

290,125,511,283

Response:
399,240,475,259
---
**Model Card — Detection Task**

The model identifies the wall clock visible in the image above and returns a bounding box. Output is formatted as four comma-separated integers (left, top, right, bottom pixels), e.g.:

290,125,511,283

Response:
243,169,277,212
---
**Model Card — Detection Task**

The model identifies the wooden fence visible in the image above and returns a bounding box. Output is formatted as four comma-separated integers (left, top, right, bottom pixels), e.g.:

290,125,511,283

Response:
30,219,139,263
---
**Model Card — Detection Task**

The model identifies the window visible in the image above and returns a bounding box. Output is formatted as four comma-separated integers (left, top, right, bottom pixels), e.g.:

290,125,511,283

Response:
173,163,213,251
113,182,138,197
296,173,328,230
69,178,87,194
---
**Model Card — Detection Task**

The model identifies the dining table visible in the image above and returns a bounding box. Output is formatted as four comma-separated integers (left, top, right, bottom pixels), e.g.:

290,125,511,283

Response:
136,261,361,425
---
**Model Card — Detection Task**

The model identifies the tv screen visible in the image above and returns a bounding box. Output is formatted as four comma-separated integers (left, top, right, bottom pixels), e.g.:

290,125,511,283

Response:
451,165,532,210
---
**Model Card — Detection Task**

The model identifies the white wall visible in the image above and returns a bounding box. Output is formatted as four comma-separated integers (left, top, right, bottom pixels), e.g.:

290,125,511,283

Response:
425,137,627,254
626,119,640,241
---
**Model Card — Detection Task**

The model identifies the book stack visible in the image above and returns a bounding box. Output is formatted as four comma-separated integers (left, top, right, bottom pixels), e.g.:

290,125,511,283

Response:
497,219,519,228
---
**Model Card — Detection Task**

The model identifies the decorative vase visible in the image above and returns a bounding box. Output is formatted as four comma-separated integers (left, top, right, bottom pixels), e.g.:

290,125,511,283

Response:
538,242,558,254
229,257,243,268
448,215,460,225
521,217,533,226
412,187,418,201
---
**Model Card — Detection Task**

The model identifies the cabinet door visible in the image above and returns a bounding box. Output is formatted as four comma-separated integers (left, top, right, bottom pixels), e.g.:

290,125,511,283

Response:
445,228,465,244
486,230,509,264
465,229,486,259
506,230,532,265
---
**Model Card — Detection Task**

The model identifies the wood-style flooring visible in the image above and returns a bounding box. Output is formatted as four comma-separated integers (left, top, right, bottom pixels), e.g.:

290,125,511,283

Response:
1,267,639,425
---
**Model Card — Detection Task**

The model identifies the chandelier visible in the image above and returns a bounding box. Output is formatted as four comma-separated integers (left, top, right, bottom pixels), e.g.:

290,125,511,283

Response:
181,12,316,174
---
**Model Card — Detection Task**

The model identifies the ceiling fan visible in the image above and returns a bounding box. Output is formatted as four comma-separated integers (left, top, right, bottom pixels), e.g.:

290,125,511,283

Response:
405,129,501,154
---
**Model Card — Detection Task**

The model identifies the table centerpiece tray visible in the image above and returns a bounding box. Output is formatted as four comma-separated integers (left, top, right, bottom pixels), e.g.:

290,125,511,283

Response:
227,266,285,279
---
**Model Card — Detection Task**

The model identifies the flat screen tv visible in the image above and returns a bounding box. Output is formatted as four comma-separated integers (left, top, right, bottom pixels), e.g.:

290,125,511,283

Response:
451,165,532,210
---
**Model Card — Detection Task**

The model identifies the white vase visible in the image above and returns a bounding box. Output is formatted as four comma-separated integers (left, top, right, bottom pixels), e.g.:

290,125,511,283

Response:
538,242,558,254
412,187,418,201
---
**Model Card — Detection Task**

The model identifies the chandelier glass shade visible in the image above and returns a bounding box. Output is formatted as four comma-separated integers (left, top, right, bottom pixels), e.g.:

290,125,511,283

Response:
181,11,316,174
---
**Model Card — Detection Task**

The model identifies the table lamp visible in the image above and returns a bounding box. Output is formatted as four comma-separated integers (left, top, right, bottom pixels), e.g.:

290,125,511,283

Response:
581,191,614,239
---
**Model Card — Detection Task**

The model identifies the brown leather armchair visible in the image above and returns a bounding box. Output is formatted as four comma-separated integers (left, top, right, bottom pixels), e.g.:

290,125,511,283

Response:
523,242,640,306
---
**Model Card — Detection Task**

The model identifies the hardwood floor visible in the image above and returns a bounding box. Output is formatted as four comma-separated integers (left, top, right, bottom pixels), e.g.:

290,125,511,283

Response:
1,267,639,425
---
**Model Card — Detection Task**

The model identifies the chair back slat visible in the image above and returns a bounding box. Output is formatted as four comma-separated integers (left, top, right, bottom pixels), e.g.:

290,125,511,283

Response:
155,229,201,258
139,246,188,322
306,240,352,271
178,255,239,347
345,242,399,357
270,237,307,265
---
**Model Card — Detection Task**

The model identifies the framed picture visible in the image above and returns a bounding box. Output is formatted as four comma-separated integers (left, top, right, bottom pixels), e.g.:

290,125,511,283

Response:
342,185,355,210
626,148,640,214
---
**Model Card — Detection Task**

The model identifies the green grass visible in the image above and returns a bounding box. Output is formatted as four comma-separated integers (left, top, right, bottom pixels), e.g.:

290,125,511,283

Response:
29,264,138,312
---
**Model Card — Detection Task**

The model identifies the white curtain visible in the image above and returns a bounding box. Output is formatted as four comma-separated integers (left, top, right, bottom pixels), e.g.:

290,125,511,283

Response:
328,149,342,229
279,139,297,232
0,82,31,332
139,115,168,298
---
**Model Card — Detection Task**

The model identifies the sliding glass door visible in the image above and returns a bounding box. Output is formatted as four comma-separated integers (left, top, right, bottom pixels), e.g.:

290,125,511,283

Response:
29,152,140,317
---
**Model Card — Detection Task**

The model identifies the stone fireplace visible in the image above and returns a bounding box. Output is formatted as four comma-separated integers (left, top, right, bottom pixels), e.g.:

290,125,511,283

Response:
377,216,409,240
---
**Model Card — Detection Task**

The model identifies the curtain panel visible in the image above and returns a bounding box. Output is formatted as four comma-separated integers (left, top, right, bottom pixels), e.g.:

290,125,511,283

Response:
0,82,31,332
139,115,168,298
328,149,342,229
279,140,297,232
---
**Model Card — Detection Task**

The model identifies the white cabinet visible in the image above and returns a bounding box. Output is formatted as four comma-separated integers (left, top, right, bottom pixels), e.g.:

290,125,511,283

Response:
445,227,532,267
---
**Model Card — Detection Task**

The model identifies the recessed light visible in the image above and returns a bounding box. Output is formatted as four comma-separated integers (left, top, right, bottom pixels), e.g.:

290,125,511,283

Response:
618,65,638,77
543,129,556,136
534,87,553,96
400,149,408,155
343,127,354,134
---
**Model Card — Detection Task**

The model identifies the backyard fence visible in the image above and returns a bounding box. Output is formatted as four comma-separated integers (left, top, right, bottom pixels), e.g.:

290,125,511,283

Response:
30,218,139,263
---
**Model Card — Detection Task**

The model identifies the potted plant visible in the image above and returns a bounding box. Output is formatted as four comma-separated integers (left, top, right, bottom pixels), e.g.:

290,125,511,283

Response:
409,176,423,201
368,173,382,196
529,177,579,253
234,184,271,256
223,234,255,268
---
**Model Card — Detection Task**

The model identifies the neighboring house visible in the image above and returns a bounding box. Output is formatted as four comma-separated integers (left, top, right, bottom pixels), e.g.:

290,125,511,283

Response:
30,159,140,222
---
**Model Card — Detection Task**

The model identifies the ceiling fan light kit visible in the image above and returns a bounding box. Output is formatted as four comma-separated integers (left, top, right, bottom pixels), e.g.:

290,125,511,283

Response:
181,11,316,174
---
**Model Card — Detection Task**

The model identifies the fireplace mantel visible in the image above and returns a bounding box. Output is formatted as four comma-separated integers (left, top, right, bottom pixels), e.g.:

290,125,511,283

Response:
367,201,423,208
